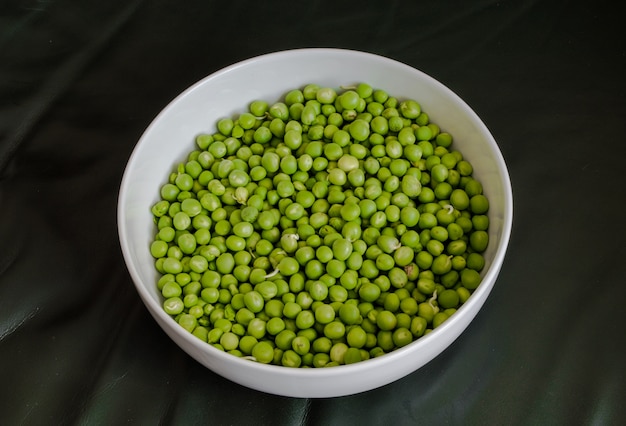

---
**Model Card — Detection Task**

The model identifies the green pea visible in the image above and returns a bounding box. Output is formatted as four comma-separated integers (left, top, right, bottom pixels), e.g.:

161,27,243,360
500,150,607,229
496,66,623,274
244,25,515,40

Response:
461,268,482,290
417,278,436,296
438,289,460,309
408,316,427,338
336,303,360,326
374,253,394,271
470,194,489,214
248,341,273,364
431,163,449,183
346,119,368,142
326,168,346,186
389,246,412,267
469,230,489,252
337,90,358,110
150,239,168,258
357,258,377,279
432,181,451,200
322,142,343,161
429,225,448,242
376,310,397,331
386,115,402,132
381,292,399,312
313,304,334,324
430,254,452,275
275,257,297,276
308,280,329,301
286,335,310,357
323,344,345,367
432,312,449,328
467,252,486,271
274,179,293,198
323,259,344,279
263,317,284,336
292,309,313,330
280,301,302,320
161,280,181,300
226,169,248,187
397,99,420,118
383,140,402,160
324,321,346,340
376,234,400,254
396,296,417,316
366,211,384,229
303,258,323,279
359,282,381,302
271,329,295,352
162,296,185,316
399,175,420,199
344,326,366,349
433,132,451,148
330,238,352,261
387,267,408,289
161,257,182,274
223,235,244,252
452,161,471,180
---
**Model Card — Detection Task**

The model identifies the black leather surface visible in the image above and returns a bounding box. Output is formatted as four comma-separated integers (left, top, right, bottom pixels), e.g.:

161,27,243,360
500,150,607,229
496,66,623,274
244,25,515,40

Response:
2,1,625,424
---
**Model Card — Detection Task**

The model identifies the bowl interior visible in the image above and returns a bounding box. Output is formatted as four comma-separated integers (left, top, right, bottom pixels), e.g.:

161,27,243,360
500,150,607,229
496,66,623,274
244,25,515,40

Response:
118,48,513,398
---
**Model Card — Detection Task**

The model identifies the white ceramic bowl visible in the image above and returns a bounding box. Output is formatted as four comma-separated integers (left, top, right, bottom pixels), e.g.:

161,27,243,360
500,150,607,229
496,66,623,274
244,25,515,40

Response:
118,48,513,398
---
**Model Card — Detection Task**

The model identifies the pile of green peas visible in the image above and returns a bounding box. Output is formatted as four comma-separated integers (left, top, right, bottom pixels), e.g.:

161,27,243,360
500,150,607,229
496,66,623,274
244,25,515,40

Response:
150,82,490,368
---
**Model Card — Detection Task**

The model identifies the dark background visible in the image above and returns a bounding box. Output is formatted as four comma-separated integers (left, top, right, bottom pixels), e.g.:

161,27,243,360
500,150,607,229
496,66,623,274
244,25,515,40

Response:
1,1,625,424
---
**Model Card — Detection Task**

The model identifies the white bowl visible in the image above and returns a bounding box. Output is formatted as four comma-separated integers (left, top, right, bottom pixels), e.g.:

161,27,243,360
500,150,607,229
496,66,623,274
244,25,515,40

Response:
117,48,513,398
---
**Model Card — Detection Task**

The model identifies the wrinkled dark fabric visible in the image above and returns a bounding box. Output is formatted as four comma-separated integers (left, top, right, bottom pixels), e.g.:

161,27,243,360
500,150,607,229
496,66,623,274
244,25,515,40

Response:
1,1,625,424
